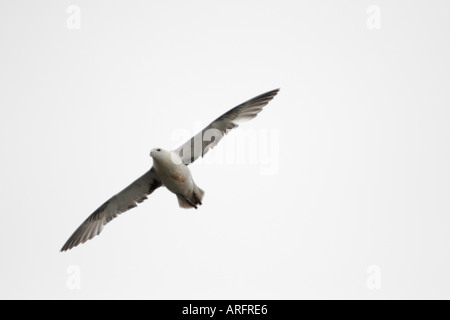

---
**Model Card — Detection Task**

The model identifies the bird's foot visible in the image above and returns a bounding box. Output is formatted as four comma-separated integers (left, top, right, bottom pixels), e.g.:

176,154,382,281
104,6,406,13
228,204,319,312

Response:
193,192,202,206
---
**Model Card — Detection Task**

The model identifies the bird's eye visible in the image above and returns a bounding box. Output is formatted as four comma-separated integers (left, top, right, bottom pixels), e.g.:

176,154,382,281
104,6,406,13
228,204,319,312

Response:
157,148,161,152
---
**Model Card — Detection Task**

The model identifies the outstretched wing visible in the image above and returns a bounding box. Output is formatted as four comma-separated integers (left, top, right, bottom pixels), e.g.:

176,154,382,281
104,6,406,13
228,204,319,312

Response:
60,168,162,252
174,89,279,165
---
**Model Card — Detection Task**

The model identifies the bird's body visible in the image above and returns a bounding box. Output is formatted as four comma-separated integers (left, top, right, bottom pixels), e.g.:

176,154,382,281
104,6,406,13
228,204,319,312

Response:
61,88,279,251
151,148,204,209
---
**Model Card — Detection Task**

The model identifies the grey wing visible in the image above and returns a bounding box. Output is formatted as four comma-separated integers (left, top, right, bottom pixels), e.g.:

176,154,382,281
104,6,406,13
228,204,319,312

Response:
60,167,162,252
174,89,279,165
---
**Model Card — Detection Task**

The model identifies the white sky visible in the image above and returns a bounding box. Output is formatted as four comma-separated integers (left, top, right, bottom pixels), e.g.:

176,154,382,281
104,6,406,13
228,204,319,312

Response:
1,0,449,299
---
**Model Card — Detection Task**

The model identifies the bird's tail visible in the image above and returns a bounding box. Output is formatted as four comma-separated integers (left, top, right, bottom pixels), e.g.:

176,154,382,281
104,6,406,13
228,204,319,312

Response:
177,184,205,209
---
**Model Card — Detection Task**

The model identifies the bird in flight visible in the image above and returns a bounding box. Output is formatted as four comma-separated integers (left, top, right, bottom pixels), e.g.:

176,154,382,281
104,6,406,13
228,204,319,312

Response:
61,89,280,251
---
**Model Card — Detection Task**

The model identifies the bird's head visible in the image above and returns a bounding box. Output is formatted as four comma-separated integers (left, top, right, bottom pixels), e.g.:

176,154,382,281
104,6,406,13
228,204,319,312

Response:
150,148,183,165
150,148,166,159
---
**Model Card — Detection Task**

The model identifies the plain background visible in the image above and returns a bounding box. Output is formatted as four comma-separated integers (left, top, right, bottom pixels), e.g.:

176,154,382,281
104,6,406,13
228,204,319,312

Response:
1,0,449,299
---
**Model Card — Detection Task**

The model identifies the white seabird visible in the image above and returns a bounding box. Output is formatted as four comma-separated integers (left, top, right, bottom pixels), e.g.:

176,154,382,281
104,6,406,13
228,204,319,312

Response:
61,89,279,251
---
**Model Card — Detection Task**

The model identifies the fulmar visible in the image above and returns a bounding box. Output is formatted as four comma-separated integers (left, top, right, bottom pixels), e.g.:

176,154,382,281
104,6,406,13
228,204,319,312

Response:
61,89,279,251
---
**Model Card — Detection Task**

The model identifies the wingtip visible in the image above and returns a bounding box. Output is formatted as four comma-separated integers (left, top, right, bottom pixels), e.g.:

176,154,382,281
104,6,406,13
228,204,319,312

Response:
262,88,280,98
60,243,72,253
256,88,280,103
60,237,81,252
